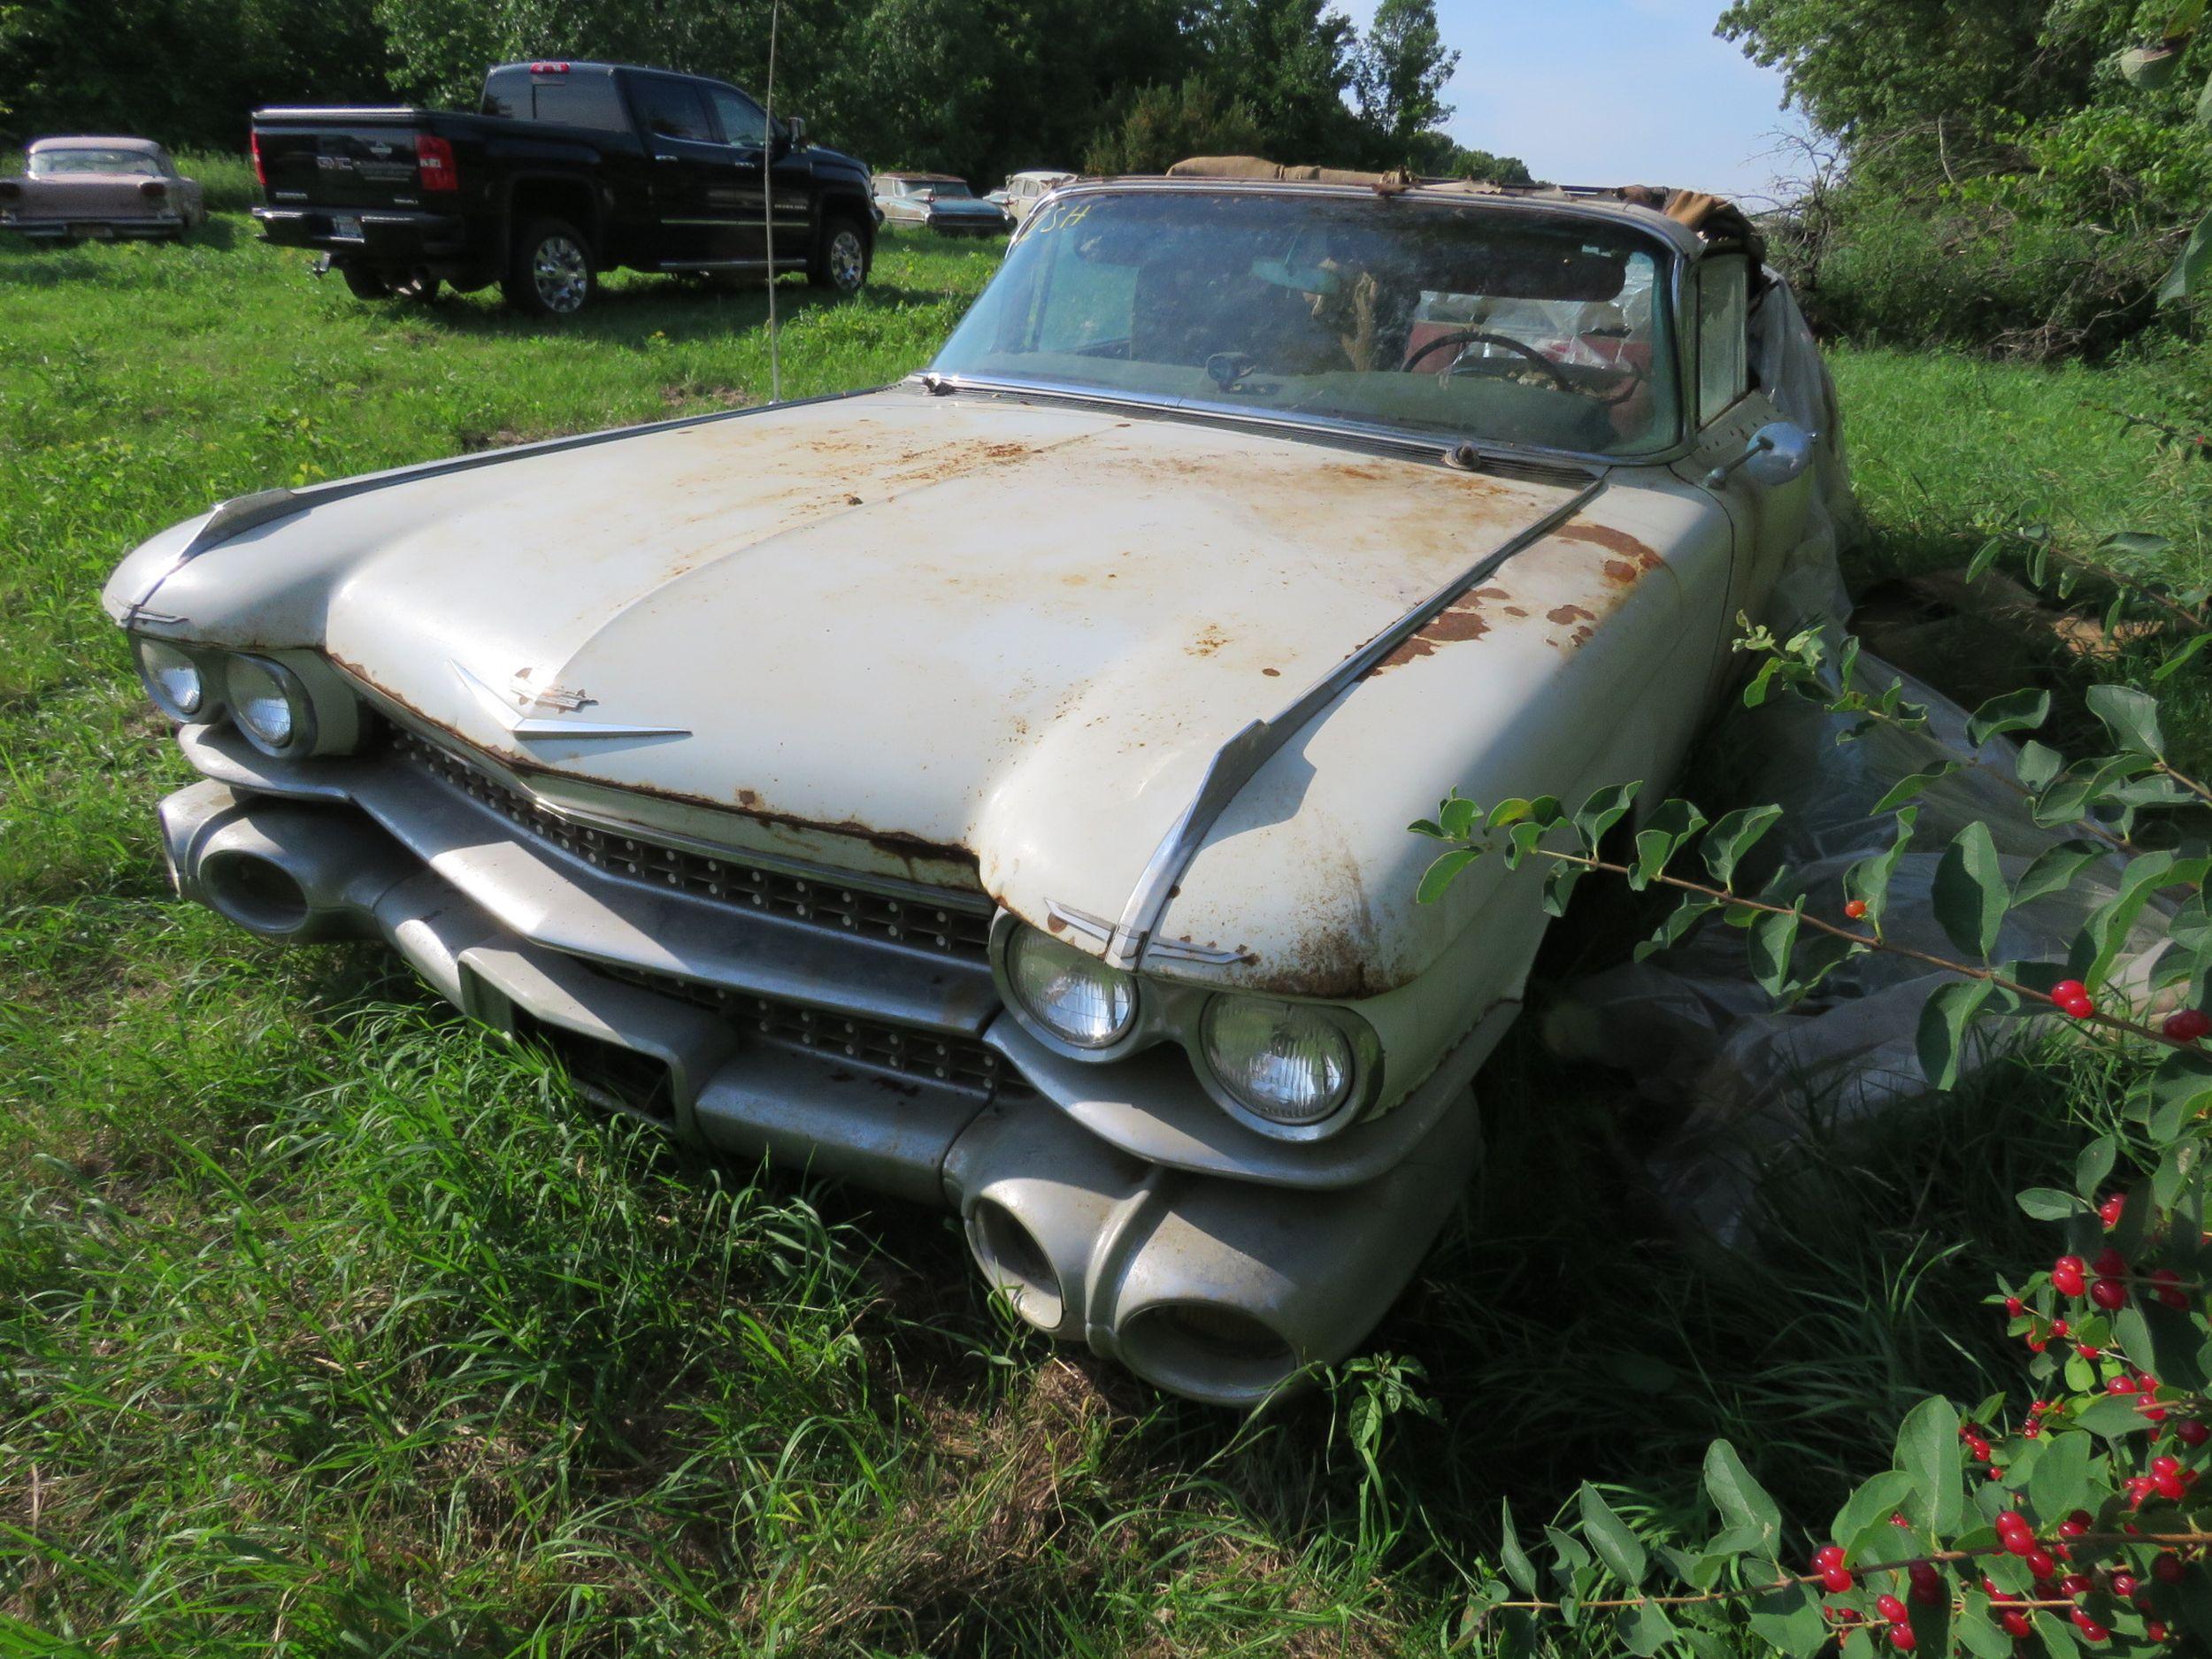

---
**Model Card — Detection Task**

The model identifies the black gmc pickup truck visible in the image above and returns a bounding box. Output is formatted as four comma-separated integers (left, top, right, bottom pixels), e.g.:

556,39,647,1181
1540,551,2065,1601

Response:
250,60,879,317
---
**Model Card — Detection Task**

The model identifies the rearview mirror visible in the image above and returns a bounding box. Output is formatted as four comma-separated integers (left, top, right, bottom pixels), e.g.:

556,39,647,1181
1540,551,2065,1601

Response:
1704,420,1816,491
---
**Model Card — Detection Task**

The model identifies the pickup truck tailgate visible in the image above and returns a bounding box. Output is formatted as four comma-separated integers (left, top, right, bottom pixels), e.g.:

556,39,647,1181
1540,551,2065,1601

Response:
256,112,430,208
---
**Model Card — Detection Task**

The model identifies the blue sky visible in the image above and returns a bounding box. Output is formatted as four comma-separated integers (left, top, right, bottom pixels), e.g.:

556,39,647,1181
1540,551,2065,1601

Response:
1338,0,1815,202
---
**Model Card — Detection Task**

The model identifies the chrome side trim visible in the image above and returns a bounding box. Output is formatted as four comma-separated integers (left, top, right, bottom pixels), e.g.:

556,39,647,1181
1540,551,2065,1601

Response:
1102,475,1609,973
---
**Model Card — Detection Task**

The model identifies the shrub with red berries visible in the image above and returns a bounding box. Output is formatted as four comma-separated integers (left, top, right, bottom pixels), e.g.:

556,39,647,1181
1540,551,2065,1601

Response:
1424,613,2212,1650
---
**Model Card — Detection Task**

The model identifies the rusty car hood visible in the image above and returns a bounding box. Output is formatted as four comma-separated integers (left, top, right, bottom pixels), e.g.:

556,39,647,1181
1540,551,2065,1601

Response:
110,387,1731,996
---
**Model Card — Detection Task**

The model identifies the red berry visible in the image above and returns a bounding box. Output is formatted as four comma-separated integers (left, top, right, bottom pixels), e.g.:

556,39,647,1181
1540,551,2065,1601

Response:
2100,1192,2127,1227
2155,1472,2186,1501
2060,1572,2093,1597
2152,1455,2180,1477
2079,1342,2102,1358
1909,1562,1941,1603
2091,1278,2127,1310
2154,1553,2185,1584
2071,1609,2109,1643
2001,1610,2032,1639
1966,1434,1993,1461
1845,898,1870,920
2052,1318,2070,1337
2149,1620,2169,1641
2025,1548,2056,1578
1875,1593,1909,1623
1996,1509,2029,1535
2005,1295,2026,1316
1821,1565,1854,1593
2060,1510,2093,1536
1886,1624,1917,1652
2052,979,2088,1003
2109,1376,2138,1394
1813,1545,1846,1569
2061,994,2096,1018
2054,1256,2089,1297
2178,1419,2209,1447
2111,1572,2139,1598
2164,1008,2211,1042
2092,1247,2127,1277
2151,1268,2189,1310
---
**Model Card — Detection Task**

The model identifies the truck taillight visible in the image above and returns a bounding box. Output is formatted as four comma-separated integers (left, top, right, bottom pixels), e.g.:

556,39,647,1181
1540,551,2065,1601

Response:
140,180,168,199
250,130,266,188
415,134,458,192
529,60,571,73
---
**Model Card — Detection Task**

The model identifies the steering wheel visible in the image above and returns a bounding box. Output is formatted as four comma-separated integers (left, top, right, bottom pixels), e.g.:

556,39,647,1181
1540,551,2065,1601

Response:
1404,328,1576,392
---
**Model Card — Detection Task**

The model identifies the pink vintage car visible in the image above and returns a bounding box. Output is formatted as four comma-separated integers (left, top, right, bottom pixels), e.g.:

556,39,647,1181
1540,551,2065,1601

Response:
1,137,205,242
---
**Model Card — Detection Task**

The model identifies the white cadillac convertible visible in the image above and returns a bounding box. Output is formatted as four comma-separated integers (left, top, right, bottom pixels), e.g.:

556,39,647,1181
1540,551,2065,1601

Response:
104,159,1846,1406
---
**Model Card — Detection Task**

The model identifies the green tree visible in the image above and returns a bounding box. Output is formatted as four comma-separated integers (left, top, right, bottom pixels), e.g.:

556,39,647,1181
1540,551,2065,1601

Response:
1352,0,1457,152
1081,77,1265,174
1199,0,1363,161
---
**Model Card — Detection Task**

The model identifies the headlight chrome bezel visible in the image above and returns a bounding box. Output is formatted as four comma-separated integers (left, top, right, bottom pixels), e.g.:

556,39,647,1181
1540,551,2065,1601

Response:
1195,994,1376,1141
128,634,365,758
225,652,319,757
996,920,1142,1054
134,636,223,723
989,915,1383,1141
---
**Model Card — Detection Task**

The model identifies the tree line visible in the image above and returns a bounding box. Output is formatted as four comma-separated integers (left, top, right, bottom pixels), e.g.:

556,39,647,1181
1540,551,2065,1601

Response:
0,0,1531,187
1721,0,2210,354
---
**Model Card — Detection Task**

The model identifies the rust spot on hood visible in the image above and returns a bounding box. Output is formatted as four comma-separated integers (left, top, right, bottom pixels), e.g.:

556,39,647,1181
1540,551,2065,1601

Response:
1546,603,1594,626
1557,522,1661,570
1363,595,1490,676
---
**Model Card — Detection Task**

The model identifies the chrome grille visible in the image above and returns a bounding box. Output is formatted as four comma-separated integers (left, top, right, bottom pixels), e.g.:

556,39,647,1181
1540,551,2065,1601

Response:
600,963,1020,1097
390,727,993,961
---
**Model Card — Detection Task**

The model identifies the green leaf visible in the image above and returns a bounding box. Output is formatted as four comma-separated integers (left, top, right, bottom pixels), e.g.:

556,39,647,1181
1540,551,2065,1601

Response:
1871,762,1961,816
1845,807,1917,926
1619,1601,1678,1657
1702,1440,1782,1548
1932,822,2009,961
1416,849,1482,904
2076,1135,2118,1201
1578,1484,1647,1586
1439,795,1480,841
1747,1578,1826,1657
1701,804,1785,888
1631,799,1707,891
1540,859,1589,918
1571,783,1640,852
1895,1394,1963,1533
2075,851,2207,992
1747,906,1802,997
2016,1187,2092,1221
2016,741,2063,793
2027,1430,2093,1523
2153,628,2212,682
2073,1394,2154,1438
1966,687,2050,748
1498,1497,1538,1595
2086,683,2167,758
2012,842,2108,910
2134,1050,2212,1141
1636,895,1721,961
1955,1594,2013,1659
1831,1469,1916,1555
2159,205,2212,304
1918,978,1996,1091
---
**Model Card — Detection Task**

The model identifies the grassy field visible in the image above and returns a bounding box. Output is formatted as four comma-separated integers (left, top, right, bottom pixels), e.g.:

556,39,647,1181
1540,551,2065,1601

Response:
4,213,2210,1655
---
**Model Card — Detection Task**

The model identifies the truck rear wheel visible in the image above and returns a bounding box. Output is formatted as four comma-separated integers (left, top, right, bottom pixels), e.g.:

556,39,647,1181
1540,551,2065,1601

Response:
503,218,595,318
808,216,868,294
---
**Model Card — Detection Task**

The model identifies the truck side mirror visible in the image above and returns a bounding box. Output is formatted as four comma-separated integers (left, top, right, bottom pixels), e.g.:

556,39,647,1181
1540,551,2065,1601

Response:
785,116,806,150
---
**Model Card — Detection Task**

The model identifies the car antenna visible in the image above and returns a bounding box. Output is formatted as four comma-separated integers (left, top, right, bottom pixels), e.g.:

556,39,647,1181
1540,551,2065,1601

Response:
762,0,783,403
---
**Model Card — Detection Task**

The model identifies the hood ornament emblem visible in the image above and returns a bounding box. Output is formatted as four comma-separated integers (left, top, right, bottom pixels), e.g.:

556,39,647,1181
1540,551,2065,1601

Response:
451,660,690,741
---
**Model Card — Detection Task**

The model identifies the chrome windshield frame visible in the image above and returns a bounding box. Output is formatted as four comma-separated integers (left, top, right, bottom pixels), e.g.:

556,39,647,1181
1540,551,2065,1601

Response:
928,176,1704,473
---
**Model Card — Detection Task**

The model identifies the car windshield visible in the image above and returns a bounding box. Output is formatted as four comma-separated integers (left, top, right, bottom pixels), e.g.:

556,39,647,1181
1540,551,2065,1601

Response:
929,181,972,198
930,188,1680,457
29,149,162,178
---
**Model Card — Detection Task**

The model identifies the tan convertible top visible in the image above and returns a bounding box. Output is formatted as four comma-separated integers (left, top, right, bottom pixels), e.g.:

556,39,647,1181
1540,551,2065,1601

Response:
1164,155,1763,264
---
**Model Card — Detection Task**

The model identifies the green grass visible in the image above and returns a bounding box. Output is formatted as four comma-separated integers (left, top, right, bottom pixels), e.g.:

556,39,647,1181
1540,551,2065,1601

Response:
4,218,2209,1654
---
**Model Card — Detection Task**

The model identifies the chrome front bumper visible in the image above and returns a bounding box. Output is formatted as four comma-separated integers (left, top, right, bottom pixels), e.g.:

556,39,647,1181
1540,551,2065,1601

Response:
155,733,1491,1404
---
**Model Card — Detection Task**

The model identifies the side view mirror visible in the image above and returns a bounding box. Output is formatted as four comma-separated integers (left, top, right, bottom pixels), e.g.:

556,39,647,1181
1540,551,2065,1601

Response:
1703,419,1816,491
785,116,806,149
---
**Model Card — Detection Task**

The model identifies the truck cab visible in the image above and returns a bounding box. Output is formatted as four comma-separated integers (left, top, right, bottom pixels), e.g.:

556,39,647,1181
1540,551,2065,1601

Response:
251,61,877,316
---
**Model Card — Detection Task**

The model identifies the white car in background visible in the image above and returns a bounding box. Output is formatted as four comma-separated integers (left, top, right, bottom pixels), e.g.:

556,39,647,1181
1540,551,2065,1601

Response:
999,169,1076,224
105,163,1841,1406
2,137,205,242
872,172,1007,235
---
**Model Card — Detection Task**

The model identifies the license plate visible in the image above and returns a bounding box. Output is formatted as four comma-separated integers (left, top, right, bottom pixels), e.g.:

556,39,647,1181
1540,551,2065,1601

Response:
329,214,363,241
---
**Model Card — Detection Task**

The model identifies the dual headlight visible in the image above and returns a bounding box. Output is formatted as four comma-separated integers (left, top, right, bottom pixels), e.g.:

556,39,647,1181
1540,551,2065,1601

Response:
132,636,359,758
998,924,1371,1138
